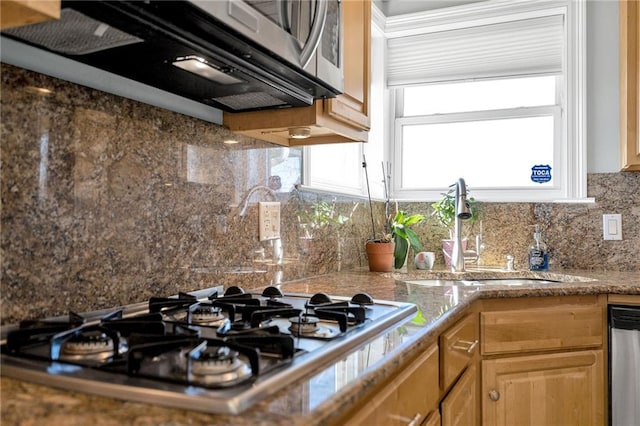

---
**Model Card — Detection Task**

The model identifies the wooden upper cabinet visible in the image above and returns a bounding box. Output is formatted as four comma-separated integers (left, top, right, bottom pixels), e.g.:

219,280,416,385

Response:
620,0,640,171
325,0,371,131
0,0,60,30
223,0,371,147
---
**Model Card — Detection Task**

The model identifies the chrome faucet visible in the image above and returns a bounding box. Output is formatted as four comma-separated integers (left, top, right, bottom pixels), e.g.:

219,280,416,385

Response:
451,178,472,272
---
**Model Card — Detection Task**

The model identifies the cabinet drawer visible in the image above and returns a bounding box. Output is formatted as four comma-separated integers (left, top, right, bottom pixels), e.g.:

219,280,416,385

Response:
345,343,439,426
440,313,479,392
481,305,603,355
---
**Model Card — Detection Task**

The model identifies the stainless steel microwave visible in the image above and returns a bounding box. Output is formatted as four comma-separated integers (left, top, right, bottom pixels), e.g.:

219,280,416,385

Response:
209,0,344,92
2,0,344,112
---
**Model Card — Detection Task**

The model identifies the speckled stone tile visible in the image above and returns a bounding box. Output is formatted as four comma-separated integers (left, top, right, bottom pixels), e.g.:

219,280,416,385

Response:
398,172,640,272
0,64,376,323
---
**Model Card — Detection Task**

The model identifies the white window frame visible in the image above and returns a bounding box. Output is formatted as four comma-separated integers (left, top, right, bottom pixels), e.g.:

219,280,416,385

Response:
387,0,587,202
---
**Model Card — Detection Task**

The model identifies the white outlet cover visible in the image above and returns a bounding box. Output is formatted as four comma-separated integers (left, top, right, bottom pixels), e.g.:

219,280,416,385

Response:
259,201,280,241
603,214,622,240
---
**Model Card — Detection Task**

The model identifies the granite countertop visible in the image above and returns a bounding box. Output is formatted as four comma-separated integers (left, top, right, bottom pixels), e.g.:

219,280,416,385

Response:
2,269,639,426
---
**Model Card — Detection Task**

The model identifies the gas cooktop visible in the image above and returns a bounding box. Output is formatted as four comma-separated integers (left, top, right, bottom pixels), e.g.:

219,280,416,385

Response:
1,285,417,414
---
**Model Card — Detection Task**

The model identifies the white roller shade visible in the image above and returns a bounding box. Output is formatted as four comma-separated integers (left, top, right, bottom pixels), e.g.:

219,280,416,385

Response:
387,14,564,87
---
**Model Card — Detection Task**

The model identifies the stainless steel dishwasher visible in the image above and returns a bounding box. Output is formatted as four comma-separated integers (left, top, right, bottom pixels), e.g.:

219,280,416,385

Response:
609,305,640,426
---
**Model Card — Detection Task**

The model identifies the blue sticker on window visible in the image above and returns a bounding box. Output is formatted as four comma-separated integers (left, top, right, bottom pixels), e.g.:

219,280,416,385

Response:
531,165,552,183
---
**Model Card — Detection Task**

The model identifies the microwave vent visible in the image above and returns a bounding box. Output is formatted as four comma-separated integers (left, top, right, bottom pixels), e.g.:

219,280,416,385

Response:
3,8,143,55
212,92,287,110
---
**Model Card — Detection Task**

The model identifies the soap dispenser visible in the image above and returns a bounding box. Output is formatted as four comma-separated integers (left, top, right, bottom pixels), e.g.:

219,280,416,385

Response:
528,224,549,271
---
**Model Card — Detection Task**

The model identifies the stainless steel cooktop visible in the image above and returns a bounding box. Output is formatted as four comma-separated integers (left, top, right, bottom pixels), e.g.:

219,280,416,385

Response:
1,285,417,414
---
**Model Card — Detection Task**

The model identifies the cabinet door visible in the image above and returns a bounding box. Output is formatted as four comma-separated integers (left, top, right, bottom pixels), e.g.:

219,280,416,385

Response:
441,364,477,426
325,0,370,131
620,0,640,171
345,343,439,426
482,350,604,426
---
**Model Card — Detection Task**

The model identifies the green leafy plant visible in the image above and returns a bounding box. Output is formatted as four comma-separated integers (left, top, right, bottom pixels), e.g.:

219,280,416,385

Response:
390,210,425,269
431,185,480,237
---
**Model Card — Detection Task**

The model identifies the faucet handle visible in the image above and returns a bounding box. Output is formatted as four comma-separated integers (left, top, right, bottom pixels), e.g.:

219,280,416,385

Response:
505,255,515,271
464,250,479,264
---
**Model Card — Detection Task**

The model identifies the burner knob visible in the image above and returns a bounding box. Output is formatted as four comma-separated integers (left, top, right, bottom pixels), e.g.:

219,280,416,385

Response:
224,286,245,297
262,286,284,299
309,293,332,305
351,293,374,306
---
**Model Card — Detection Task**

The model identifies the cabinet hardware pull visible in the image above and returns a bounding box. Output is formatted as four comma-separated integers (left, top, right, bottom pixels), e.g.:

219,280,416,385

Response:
489,390,500,401
407,413,422,426
451,339,478,353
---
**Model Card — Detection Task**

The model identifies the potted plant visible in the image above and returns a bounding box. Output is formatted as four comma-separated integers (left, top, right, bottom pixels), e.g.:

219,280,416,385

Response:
389,210,425,269
431,184,480,267
365,209,425,271
362,157,425,271
363,157,395,272
365,235,395,272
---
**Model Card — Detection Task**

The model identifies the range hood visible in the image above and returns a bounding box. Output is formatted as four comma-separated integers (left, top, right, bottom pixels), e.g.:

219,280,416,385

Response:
1,1,342,112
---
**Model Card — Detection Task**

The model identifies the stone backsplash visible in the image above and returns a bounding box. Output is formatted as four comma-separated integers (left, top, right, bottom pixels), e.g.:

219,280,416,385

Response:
401,171,640,273
1,64,638,324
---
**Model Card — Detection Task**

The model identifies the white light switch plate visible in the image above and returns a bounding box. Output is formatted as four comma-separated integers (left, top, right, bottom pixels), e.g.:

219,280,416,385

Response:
603,214,622,240
259,201,280,241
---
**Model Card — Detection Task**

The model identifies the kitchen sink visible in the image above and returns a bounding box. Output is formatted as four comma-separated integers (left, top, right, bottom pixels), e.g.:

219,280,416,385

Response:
469,278,560,285
404,278,560,286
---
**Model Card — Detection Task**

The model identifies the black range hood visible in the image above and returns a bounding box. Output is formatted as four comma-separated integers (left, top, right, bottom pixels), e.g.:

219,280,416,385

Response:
2,1,341,112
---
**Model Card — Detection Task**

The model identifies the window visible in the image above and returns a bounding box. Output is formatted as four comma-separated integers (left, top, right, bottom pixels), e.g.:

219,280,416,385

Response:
387,0,587,202
304,142,364,196
302,0,587,203
396,76,562,198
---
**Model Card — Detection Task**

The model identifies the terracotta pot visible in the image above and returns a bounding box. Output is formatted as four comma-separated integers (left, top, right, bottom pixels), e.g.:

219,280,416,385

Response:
365,241,395,272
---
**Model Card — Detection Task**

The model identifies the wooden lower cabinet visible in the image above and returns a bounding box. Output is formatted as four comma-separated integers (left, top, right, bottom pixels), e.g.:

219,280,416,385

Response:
482,350,604,426
343,295,608,426
422,409,441,426
440,313,479,393
480,296,604,356
344,343,439,426
441,365,478,426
